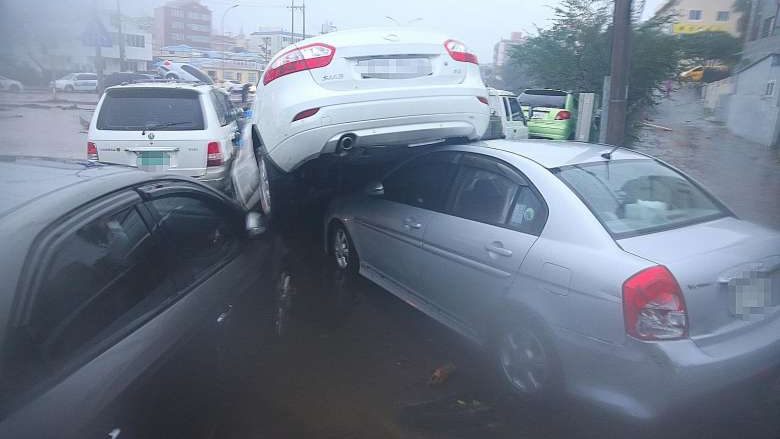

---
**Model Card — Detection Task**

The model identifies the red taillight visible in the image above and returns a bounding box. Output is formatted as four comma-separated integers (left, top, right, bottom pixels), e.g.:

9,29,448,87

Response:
87,142,98,161
477,96,489,105
444,39,478,64
207,142,223,167
623,266,688,341
263,43,336,85
292,107,320,122
555,110,572,120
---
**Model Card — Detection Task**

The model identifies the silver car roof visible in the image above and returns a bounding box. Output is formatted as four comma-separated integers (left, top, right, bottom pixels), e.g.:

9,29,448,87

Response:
476,139,651,169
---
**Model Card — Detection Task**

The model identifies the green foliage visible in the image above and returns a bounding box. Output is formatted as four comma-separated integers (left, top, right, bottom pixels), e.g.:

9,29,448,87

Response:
677,31,743,66
508,0,681,134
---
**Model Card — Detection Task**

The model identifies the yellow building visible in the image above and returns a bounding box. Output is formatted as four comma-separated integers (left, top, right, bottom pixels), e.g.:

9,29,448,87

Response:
656,0,743,36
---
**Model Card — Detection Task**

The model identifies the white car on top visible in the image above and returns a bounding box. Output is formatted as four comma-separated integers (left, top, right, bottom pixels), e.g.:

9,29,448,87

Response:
252,27,491,175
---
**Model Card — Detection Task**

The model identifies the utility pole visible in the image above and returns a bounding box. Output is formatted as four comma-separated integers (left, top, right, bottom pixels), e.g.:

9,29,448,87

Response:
605,0,632,146
302,0,306,40
116,0,126,71
290,0,295,41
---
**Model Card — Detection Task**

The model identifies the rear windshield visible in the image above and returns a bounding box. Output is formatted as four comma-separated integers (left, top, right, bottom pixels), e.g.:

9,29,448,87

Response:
181,65,214,84
518,91,567,109
97,88,204,131
554,160,727,238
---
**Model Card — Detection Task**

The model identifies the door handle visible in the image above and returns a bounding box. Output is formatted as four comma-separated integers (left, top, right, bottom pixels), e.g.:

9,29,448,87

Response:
485,242,513,257
217,304,233,324
403,217,422,230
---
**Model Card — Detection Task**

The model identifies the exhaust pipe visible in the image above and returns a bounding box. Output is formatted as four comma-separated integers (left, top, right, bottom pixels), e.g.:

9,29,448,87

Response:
336,134,356,155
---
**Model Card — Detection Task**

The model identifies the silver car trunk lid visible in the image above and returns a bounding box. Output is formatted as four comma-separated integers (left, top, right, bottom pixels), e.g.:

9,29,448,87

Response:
617,217,780,348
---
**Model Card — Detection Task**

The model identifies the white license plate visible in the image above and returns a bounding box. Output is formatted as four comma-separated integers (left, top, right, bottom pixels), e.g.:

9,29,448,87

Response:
356,57,433,79
731,277,774,316
531,112,548,119
136,151,171,172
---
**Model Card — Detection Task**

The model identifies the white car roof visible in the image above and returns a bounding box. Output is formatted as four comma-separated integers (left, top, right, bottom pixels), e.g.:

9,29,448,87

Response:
478,139,650,169
295,27,457,48
105,82,214,93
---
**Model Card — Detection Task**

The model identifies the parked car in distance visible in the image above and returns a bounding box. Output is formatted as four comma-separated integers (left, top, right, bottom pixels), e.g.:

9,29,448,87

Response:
518,89,577,140
484,88,528,140
51,73,98,93
98,72,156,94
325,139,780,420
252,27,491,176
0,75,23,92
157,60,214,84
88,82,264,210
0,156,281,439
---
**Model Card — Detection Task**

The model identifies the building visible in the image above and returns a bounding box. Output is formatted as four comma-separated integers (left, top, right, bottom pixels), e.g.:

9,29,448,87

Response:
157,44,265,84
655,0,742,36
153,0,212,52
247,28,313,62
724,1,780,146
493,32,526,67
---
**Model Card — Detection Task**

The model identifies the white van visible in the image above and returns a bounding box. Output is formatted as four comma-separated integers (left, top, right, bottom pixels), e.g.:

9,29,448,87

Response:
87,83,264,210
486,88,529,140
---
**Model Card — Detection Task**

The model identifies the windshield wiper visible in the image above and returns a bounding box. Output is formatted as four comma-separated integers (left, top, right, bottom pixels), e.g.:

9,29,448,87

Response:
141,121,191,135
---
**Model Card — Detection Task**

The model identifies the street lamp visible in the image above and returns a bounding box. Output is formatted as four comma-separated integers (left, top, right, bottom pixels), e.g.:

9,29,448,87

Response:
221,3,239,83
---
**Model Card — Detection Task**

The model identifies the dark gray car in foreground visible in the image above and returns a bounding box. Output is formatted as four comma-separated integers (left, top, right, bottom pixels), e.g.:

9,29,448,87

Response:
0,156,279,438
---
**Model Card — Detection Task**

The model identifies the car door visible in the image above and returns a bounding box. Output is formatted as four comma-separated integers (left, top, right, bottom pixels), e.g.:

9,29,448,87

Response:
230,122,263,211
505,97,529,139
350,151,460,296
417,153,548,338
0,189,221,439
75,74,96,91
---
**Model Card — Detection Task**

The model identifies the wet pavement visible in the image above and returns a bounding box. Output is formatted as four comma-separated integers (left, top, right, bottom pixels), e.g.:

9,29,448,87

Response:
1,88,779,438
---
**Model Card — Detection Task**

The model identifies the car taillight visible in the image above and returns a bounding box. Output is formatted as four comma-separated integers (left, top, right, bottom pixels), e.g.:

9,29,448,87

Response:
623,266,688,341
555,110,572,120
292,107,320,122
263,43,336,85
444,39,478,64
477,96,489,105
87,142,98,161
207,142,223,167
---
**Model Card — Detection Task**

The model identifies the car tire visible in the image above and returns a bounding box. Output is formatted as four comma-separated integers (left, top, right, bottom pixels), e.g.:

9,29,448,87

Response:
493,313,563,402
166,73,178,80
257,153,272,217
64,85,74,92
330,223,359,275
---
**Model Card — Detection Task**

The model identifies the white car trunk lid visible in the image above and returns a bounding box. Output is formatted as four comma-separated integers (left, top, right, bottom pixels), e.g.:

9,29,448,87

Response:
618,217,780,348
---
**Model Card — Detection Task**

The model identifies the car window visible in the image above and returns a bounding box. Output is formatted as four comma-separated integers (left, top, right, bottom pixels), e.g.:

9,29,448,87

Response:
97,88,205,131
7,205,175,385
450,165,519,225
502,97,512,120
147,195,240,283
518,91,567,109
77,74,96,81
555,159,728,238
508,98,524,122
508,186,547,235
211,90,228,126
383,152,459,211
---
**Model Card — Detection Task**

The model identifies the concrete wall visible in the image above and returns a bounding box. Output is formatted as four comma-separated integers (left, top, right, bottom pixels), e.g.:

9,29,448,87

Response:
727,57,780,146
703,77,735,121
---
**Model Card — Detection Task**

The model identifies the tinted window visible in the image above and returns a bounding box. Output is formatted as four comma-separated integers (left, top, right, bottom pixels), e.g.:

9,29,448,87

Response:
451,166,518,225
383,153,459,211
518,91,567,109
77,74,96,80
502,97,511,119
555,160,727,237
180,65,214,84
148,196,240,282
97,88,204,131
211,91,228,126
15,206,174,370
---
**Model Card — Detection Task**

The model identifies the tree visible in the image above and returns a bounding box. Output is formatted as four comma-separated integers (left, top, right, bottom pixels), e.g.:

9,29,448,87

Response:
677,31,743,66
733,0,752,42
508,0,680,137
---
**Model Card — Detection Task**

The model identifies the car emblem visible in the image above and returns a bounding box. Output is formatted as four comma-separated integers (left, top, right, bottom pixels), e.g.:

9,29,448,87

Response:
384,33,400,42
147,133,155,140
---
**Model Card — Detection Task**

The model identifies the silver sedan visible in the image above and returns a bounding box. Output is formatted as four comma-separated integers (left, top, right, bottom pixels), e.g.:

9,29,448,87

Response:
324,140,780,419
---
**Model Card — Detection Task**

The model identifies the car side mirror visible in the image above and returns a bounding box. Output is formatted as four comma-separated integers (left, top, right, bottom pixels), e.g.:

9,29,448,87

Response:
245,211,267,238
364,181,384,197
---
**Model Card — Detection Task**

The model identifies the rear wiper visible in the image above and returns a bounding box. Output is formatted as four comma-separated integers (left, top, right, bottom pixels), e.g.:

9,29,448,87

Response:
141,121,191,135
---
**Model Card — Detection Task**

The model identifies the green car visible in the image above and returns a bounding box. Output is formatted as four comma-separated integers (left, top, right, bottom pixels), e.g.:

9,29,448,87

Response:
518,89,578,140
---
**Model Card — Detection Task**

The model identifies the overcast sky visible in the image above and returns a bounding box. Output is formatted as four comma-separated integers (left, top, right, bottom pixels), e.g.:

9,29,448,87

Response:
99,0,665,61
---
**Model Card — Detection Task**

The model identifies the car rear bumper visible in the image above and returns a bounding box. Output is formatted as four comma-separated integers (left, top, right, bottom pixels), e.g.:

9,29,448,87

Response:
553,314,780,419
265,96,489,172
528,121,572,140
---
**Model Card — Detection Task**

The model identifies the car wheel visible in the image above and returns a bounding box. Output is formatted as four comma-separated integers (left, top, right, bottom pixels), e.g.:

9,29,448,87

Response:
166,73,178,80
257,154,272,217
331,224,359,275
64,85,74,92
495,316,562,400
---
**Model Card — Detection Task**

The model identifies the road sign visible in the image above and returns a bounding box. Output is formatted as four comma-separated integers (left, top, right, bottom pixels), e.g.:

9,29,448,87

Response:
82,17,112,47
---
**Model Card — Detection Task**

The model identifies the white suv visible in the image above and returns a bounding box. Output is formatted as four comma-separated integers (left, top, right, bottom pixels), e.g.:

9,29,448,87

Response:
87,83,262,208
51,73,98,92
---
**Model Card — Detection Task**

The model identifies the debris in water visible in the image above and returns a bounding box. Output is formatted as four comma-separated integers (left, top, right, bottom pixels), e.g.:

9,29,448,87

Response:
428,362,456,385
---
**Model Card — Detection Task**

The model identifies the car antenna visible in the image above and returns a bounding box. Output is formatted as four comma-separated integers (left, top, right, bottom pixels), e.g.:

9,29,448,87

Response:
601,144,622,160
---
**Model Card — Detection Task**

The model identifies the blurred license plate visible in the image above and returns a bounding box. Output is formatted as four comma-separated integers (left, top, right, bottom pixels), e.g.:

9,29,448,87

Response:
137,152,170,171
356,57,432,79
730,276,774,316
531,111,548,119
